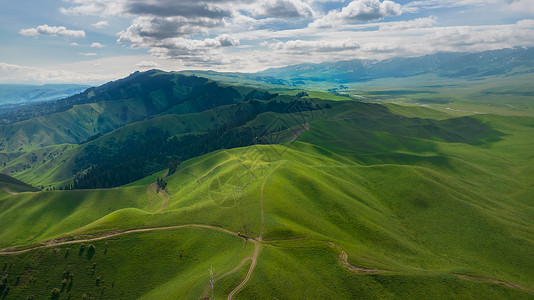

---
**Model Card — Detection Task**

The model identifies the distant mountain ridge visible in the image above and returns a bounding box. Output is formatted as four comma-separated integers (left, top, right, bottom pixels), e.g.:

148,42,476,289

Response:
259,47,534,83
0,84,90,105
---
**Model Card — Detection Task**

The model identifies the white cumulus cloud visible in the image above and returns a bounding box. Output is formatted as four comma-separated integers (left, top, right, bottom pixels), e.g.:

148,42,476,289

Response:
251,0,315,18
136,61,160,68
90,42,106,48
19,24,85,38
310,0,402,28
92,21,109,28
38,0,534,73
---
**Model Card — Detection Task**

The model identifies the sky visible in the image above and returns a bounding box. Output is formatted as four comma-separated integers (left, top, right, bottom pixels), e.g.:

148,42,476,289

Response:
1,0,534,84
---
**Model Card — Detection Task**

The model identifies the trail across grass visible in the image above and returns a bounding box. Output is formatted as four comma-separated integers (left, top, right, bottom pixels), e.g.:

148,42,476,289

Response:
455,274,534,295
0,224,243,255
1,186,17,195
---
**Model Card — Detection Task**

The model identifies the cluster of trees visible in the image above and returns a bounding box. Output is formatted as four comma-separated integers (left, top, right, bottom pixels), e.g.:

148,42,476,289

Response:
295,91,309,98
156,177,167,192
244,90,278,101
66,124,260,189
167,160,181,175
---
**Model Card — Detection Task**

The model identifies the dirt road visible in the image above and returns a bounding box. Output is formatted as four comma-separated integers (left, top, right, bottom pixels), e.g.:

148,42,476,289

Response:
227,239,259,300
1,186,17,195
289,123,310,142
224,164,283,299
455,274,534,295
0,224,243,255
201,256,253,299
328,242,389,274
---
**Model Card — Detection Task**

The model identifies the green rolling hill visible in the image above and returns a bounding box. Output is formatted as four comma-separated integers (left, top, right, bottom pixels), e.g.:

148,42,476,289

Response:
0,92,321,188
0,70,251,152
1,102,533,298
0,173,38,196
1,60,533,299
182,48,534,117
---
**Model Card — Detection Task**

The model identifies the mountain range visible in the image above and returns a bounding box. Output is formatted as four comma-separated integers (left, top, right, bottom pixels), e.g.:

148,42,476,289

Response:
0,84,90,105
259,46,534,83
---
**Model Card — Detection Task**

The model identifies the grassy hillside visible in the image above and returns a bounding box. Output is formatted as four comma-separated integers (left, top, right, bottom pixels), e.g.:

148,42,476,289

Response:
0,95,325,188
0,71,252,152
344,73,534,117
0,173,38,196
1,96,502,189
1,58,533,298
1,104,533,298
0,228,253,300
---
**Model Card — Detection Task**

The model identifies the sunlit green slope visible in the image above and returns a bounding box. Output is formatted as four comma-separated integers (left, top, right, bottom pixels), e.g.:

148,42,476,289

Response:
1,106,533,299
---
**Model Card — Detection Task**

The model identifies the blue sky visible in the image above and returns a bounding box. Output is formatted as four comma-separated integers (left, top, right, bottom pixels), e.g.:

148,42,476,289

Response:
1,0,534,84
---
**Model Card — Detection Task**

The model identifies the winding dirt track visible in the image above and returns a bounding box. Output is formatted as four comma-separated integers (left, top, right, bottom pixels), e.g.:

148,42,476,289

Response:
201,257,253,299
0,224,242,255
147,183,170,213
328,242,389,274
0,167,272,300
455,274,534,295
329,242,534,294
224,164,284,299
226,166,276,300
1,186,17,195
226,239,259,300
288,123,310,142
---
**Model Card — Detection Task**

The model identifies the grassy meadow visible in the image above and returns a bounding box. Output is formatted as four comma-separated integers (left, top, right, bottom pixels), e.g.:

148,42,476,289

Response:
1,100,534,298
0,70,534,300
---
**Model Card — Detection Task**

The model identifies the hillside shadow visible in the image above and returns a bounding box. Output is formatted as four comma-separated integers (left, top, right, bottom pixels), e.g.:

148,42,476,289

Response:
86,245,96,260
362,103,506,146
295,102,506,169
431,116,506,146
